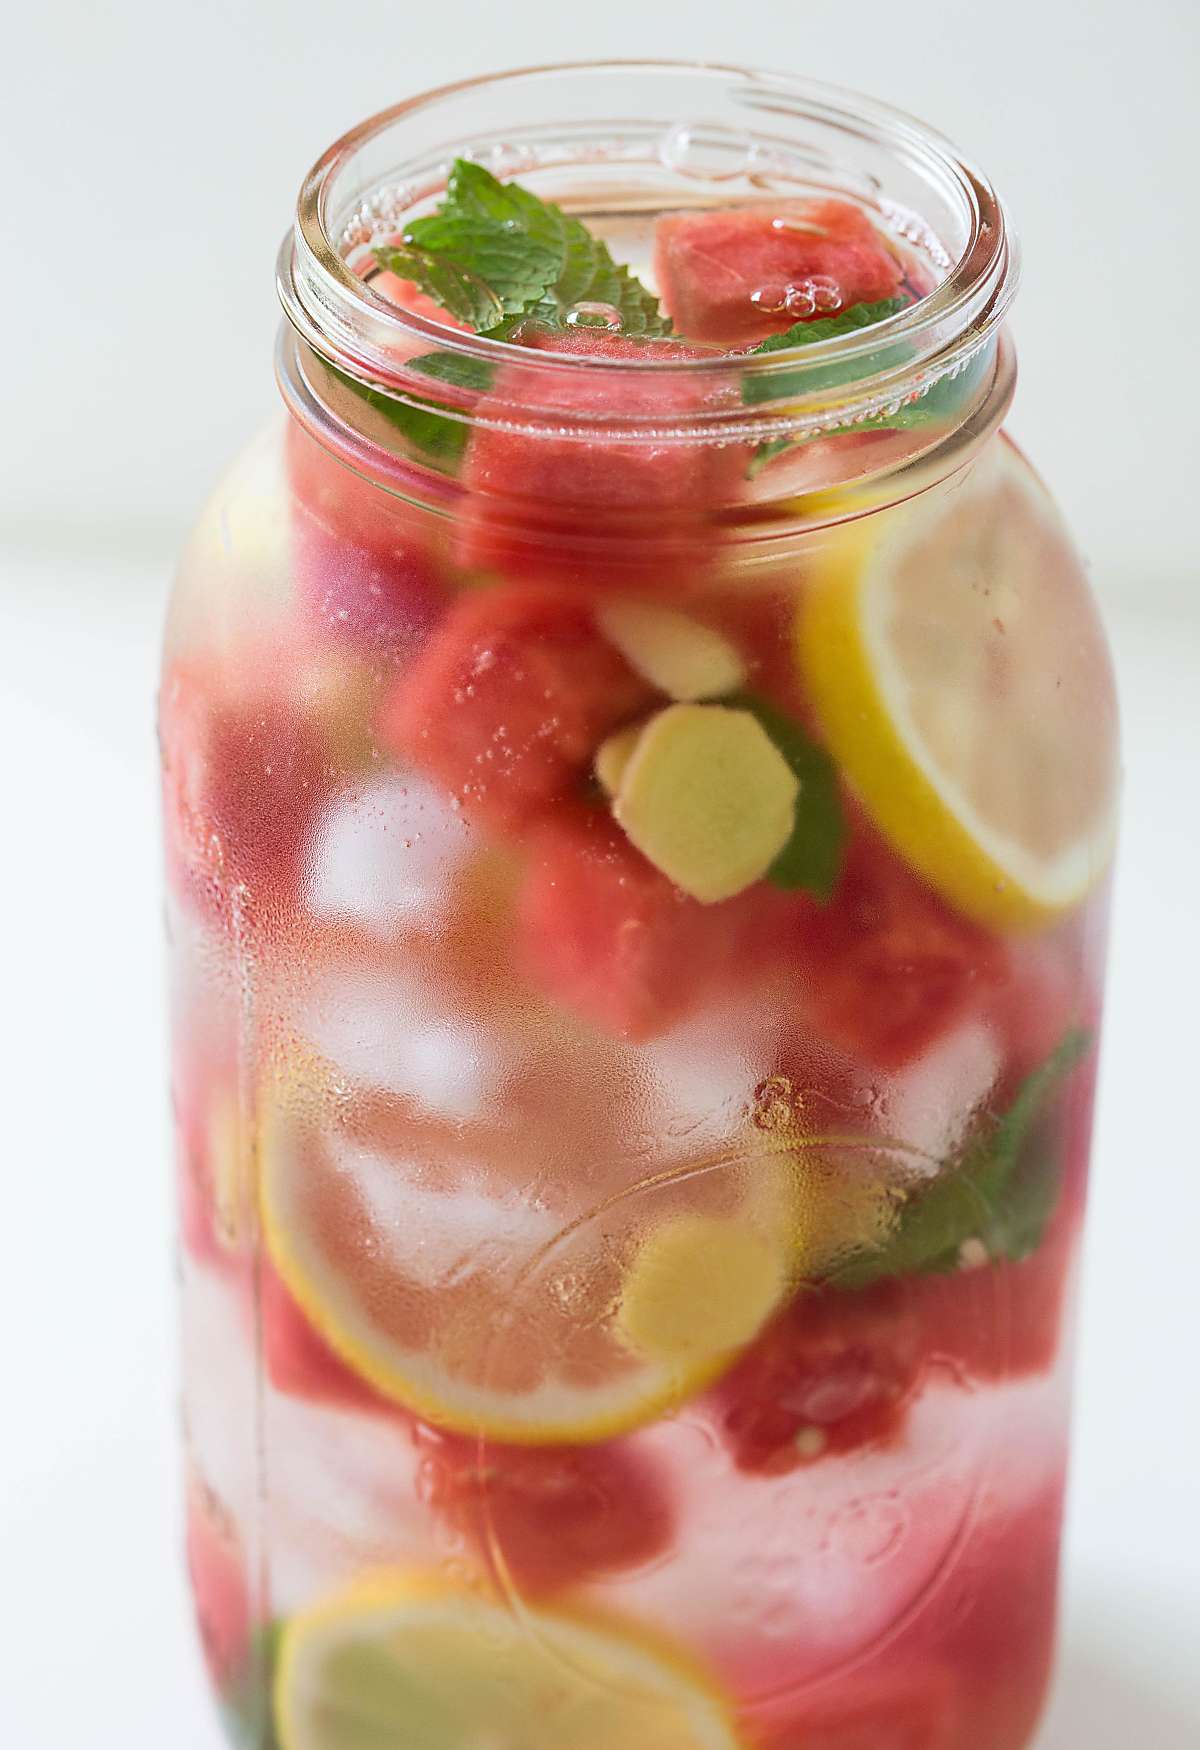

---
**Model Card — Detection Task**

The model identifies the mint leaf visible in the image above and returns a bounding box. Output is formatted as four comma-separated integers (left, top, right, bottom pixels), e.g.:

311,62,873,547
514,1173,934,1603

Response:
434,158,565,250
407,351,496,395
745,437,794,481
519,231,671,338
325,353,494,471
745,310,990,479
832,1028,1091,1289
374,159,670,339
373,240,540,333
743,298,909,405
219,1621,282,1749
725,693,846,900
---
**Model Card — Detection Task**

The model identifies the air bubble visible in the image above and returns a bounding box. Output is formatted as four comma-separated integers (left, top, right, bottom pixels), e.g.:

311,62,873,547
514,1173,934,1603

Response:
480,141,537,178
658,122,754,181
565,301,624,332
750,284,790,315
782,276,844,319
808,276,843,313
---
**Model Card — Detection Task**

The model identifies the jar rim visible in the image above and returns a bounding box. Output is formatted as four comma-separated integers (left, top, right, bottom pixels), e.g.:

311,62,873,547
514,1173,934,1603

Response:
277,60,1018,439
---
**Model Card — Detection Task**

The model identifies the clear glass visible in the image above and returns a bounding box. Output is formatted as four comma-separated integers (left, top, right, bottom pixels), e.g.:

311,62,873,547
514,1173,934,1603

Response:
164,62,1117,1750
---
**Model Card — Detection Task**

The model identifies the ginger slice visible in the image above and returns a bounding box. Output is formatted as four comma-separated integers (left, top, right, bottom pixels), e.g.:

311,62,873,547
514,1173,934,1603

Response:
612,703,798,903
594,722,647,796
597,602,746,702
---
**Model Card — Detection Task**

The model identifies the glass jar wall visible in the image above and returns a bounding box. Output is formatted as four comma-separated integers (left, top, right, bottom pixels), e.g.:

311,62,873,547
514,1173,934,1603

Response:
163,62,1117,1750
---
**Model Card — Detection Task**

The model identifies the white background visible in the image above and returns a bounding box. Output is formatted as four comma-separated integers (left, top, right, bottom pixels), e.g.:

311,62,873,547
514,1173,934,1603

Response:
1,2,1198,1745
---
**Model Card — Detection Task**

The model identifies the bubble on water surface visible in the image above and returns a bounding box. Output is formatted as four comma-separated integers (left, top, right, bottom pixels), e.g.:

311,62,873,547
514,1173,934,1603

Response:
658,122,755,180
467,140,538,178
751,276,844,321
565,301,624,332
750,283,790,315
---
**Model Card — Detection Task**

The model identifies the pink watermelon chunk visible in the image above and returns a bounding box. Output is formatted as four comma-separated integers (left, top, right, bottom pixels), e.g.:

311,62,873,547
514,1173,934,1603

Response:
286,419,450,653
368,269,473,332
262,1259,408,1418
375,586,654,834
517,805,783,1041
159,660,327,921
761,1666,961,1750
654,199,905,346
185,1479,251,1692
788,824,1008,1071
457,328,746,588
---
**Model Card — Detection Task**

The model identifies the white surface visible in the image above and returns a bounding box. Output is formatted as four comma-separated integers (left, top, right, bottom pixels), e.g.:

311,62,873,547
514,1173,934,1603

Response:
0,541,1197,1744
2,0,1198,594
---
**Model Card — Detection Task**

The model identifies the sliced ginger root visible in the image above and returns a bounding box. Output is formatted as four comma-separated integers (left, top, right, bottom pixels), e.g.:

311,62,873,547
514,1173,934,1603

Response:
612,703,798,903
594,722,646,796
597,602,746,702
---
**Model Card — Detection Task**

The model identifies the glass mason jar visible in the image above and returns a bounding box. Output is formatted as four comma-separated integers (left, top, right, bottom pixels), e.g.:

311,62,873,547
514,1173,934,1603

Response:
163,62,1118,1750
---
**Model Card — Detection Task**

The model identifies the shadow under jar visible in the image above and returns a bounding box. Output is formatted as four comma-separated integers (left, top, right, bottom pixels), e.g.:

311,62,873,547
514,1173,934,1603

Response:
162,60,1118,1750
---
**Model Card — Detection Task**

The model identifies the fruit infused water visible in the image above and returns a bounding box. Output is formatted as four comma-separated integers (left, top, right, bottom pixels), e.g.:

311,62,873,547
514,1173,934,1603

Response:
163,63,1117,1750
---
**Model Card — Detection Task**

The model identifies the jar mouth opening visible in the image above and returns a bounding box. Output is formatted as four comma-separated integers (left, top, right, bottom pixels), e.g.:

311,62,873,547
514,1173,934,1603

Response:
278,60,1017,439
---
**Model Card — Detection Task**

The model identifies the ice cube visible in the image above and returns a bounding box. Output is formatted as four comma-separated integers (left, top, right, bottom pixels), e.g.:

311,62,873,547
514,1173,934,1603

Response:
878,1020,1001,1168
328,1129,563,1287
307,773,472,942
298,964,500,1120
263,1391,441,1612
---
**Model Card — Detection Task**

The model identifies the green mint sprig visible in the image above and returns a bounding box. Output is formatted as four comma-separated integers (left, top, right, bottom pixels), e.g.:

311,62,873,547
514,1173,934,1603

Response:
326,355,493,469
374,158,671,339
832,1028,1091,1290
742,297,987,478
726,694,846,901
329,159,672,467
218,1621,283,1750
742,297,910,404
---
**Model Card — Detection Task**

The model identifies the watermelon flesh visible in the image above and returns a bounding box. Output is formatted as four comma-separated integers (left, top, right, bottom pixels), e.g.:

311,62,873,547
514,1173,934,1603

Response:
457,328,746,588
159,660,327,921
654,199,906,347
369,269,473,332
375,586,654,835
286,419,449,654
788,826,1008,1072
517,804,788,1041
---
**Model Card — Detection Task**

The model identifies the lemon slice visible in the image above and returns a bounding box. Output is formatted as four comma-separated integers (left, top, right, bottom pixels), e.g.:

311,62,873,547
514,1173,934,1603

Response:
260,1100,797,1446
274,1573,744,1750
797,439,1118,929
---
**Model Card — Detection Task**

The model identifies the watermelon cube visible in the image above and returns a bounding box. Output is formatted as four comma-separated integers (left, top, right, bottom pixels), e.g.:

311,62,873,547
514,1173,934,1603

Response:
762,1666,960,1750
457,328,746,588
517,804,782,1041
368,268,473,332
286,419,449,653
159,660,327,921
262,1259,406,1417
790,828,1007,1071
717,1280,925,1476
654,200,905,347
185,1478,252,1691
375,586,654,834
413,1422,673,1595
